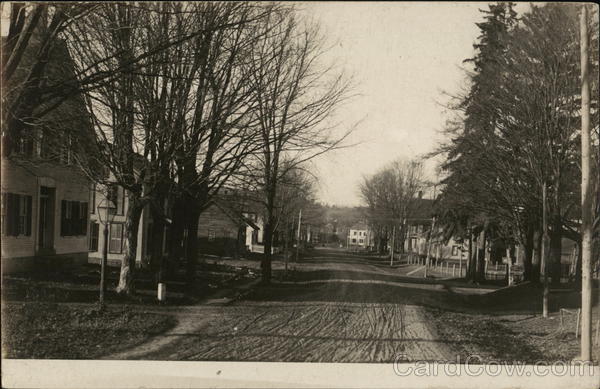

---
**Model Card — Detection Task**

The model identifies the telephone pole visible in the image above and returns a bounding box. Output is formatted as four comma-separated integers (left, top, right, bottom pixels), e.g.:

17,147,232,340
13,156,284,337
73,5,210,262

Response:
295,209,302,263
579,4,593,362
390,225,395,266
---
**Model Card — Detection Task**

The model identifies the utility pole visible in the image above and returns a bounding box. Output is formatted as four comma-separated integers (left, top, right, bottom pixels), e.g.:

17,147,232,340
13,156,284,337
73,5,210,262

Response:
390,225,395,266
579,4,593,362
542,182,549,318
295,209,302,263
459,242,464,278
424,216,436,278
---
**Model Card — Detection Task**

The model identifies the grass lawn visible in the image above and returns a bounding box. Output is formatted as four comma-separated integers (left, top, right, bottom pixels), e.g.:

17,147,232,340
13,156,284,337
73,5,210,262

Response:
425,286,600,364
2,302,177,359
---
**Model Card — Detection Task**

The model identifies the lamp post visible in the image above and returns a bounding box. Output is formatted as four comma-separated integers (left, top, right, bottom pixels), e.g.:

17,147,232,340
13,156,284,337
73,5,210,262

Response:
97,198,116,309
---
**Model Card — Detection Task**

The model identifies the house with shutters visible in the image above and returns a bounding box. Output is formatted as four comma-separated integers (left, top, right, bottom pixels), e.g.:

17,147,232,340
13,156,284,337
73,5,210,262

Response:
1,33,93,272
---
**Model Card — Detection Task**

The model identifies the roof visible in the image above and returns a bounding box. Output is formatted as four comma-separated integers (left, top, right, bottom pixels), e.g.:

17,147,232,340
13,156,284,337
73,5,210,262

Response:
349,222,369,231
208,200,259,230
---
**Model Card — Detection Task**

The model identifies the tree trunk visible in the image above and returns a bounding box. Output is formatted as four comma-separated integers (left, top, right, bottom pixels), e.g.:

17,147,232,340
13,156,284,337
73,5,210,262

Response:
549,212,563,286
261,214,274,284
116,195,144,295
150,206,166,283
169,196,186,267
184,189,203,285
531,227,542,283
476,228,487,282
185,206,201,285
467,231,476,281
523,222,534,281
574,240,583,287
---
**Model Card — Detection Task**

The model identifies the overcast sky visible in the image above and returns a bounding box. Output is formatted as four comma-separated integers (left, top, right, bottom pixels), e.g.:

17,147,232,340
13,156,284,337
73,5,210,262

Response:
301,2,529,207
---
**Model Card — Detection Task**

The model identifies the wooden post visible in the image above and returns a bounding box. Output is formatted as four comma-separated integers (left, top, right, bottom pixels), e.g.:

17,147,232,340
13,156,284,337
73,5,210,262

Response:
580,3,593,362
459,244,464,278
595,319,599,346
452,264,456,277
506,248,513,286
424,217,436,278
296,209,302,263
390,225,395,267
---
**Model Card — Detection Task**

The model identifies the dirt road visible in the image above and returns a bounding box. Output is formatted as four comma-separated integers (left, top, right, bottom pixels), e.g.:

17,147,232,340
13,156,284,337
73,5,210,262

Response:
108,248,456,362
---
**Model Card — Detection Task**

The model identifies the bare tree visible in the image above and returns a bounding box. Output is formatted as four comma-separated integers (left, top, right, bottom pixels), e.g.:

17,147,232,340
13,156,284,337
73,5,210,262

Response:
359,159,425,254
246,7,354,283
164,2,274,284
66,2,262,293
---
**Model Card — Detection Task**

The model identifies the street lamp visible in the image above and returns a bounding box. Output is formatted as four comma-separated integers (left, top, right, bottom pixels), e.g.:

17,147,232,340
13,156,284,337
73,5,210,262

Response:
97,197,116,308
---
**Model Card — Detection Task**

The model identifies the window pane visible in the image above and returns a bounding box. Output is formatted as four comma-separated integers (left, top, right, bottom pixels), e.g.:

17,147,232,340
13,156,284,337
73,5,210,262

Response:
109,224,123,253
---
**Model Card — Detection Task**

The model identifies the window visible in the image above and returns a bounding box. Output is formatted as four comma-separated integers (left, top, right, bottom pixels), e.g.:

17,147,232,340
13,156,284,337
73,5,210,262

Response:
353,231,357,236
452,245,459,256
2,193,32,237
40,131,52,159
109,223,124,253
359,239,364,244
352,238,356,243
208,229,216,242
60,135,71,164
107,185,124,215
61,200,88,236
16,135,34,157
89,222,99,251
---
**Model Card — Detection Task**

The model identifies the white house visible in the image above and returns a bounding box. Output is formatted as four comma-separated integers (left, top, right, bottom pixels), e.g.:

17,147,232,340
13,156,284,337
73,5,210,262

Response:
348,223,372,248
2,149,90,273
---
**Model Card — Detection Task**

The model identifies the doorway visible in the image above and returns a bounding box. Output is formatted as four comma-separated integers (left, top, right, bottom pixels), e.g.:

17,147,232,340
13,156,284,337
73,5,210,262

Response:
38,186,55,253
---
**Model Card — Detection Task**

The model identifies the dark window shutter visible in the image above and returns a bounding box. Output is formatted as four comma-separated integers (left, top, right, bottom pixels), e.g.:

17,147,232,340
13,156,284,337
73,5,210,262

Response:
61,200,67,236
72,201,80,235
81,202,88,235
12,194,21,236
25,196,32,236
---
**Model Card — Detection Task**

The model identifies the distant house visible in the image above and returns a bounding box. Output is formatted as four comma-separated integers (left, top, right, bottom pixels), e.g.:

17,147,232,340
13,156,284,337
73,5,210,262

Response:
348,222,373,249
404,198,464,260
197,200,258,258
1,35,93,273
